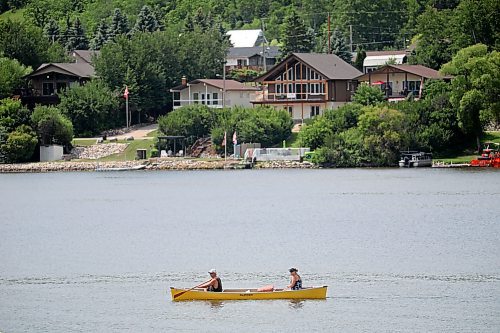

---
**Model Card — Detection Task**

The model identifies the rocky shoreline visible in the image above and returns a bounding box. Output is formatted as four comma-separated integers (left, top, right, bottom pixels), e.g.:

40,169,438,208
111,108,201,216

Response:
0,159,316,173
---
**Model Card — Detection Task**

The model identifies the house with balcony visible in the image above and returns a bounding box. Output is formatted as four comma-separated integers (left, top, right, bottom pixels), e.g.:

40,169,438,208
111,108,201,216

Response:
355,64,450,101
169,78,258,109
22,62,95,108
251,53,362,122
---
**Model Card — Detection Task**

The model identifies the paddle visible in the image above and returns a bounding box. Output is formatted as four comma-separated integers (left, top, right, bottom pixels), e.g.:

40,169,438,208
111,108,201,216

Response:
173,279,212,299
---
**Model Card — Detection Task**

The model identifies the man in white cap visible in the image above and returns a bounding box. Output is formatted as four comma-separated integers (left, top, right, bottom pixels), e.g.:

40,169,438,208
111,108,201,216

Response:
198,269,222,292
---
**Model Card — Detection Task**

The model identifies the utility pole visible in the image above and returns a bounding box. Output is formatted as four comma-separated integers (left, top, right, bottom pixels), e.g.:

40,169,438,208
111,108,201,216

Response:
349,25,353,53
327,13,331,54
222,56,226,109
261,18,267,72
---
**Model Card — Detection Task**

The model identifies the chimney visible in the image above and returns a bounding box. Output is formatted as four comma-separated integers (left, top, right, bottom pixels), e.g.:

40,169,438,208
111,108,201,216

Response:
181,75,187,86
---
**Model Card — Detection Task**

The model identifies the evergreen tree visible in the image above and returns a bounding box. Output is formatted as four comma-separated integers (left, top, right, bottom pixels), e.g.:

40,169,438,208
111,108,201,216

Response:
132,5,159,34
280,10,314,56
329,28,352,63
354,46,366,71
90,20,109,50
65,18,88,50
44,19,60,43
108,8,129,40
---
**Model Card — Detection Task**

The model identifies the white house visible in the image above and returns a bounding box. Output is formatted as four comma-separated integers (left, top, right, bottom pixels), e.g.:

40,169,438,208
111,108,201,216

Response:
170,78,258,109
226,29,266,48
362,50,408,73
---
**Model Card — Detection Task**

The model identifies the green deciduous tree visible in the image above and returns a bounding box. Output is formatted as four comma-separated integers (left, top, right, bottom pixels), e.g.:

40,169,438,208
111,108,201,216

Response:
59,80,119,136
0,57,31,98
0,19,50,68
0,97,31,133
31,105,73,146
441,44,500,150
352,84,385,106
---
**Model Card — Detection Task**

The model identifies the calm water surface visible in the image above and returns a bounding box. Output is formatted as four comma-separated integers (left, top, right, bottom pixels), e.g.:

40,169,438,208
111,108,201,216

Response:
0,169,499,332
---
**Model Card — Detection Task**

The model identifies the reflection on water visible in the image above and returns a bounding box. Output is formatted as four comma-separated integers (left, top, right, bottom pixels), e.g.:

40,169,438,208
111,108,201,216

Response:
206,300,224,310
288,299,305,309
0,169,499,332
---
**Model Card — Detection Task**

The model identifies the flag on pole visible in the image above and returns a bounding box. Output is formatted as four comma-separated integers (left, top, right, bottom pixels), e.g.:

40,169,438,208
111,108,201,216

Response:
222,131,226,146
124,86,129,99
232,131,237,145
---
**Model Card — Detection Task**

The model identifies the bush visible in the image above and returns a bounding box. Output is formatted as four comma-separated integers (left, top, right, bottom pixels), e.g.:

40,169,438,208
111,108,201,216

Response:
352,83,385,106
150,148,159,157
0,57,32,98
31,105,73,146
0,98,31,133
1,125,38,162
211,106,293,153
157,104,216,139
59,79,120,137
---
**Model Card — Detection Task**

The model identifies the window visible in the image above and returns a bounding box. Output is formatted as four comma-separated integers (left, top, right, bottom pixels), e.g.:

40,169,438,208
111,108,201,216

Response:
310,106,320,117
284,106,293,116
56,82,67,93
201,93,205,105
213,92,219,105
42,82,55,96
206,93,211,105
406,81,421,94
193,92,199,104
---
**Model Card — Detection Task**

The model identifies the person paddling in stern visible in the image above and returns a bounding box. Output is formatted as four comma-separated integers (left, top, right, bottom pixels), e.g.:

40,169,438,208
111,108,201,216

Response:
285,267,302,290
198,269,223,292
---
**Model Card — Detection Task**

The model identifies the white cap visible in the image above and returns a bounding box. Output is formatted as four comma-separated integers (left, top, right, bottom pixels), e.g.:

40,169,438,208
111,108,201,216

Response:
208,269,217,274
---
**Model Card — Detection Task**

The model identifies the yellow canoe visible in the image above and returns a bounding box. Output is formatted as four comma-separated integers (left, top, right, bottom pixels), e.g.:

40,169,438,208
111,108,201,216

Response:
170,286,328,301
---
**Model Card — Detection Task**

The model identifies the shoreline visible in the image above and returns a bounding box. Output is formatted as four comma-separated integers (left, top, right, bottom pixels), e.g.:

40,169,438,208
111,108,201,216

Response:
0,159,317,173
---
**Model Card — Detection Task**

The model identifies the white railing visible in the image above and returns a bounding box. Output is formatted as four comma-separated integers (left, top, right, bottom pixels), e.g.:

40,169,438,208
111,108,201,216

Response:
173,99,225,109
244,147,310,161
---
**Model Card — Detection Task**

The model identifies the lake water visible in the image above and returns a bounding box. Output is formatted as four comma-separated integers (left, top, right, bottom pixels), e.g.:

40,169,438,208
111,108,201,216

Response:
0,169,499,332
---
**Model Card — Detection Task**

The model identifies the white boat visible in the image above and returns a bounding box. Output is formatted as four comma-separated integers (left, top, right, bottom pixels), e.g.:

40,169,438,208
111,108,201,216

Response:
95,164,146,171
399,152,432,168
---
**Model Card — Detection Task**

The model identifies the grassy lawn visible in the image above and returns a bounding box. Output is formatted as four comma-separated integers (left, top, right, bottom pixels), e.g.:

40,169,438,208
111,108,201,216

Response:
72,138,98,146
146,129,159,138
434,131,500,163
0,9,25,21
483,131,500,144
97,139,156,161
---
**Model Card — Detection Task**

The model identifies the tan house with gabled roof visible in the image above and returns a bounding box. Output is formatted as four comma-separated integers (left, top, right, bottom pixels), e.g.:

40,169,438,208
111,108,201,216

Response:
170,78,258,109
355,64,451,100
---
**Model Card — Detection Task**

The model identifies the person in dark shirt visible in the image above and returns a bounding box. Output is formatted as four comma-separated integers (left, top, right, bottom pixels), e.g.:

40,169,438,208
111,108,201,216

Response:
285,267,302,290
198,269,222,292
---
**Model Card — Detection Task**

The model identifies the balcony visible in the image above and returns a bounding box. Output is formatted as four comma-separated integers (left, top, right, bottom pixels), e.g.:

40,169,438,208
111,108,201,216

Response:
173,99,225,109
252,91,326,104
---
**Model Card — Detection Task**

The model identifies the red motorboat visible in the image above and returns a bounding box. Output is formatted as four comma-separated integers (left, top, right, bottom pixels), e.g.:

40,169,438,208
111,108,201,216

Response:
470,143,500,168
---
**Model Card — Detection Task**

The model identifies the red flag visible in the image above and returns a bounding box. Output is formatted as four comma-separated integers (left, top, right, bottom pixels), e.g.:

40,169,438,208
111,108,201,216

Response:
124,86,129,99
221,131,226,146
232,131,237,145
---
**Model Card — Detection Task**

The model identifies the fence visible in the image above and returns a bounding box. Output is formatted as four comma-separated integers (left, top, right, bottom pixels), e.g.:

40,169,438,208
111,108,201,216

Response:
244,148,310,162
